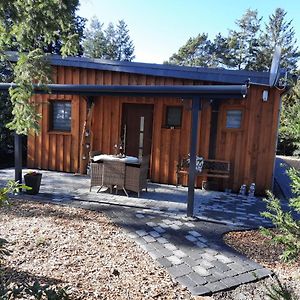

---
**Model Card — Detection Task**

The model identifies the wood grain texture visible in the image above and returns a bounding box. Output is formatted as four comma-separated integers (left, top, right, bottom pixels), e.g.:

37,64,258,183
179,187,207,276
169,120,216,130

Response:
27,67,282,193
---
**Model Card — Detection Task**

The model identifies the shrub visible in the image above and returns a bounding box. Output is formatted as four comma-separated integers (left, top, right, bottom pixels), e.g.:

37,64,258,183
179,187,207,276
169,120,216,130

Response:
261,168,300,261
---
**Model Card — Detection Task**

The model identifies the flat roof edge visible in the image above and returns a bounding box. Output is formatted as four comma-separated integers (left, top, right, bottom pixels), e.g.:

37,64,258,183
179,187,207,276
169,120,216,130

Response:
5,51,270,85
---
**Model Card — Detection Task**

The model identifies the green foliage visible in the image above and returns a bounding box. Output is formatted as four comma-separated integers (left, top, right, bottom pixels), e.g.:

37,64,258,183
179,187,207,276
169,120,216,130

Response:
265,274,296,300
167,8,299,72
0,180,27,207
0,63,13,157
115,20,135,61
83,17,135,61
261,168,300,262
226,9,262,70
258,8,299,72
0,279,70,300
278,79,300,156
0,0,82,134
82,17,107,59
6,49,52,134
279,100,300,156
167,34,213,67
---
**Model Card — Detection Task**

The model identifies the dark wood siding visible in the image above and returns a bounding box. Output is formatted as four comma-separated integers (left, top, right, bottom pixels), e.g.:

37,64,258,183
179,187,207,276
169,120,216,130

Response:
27,66,281,194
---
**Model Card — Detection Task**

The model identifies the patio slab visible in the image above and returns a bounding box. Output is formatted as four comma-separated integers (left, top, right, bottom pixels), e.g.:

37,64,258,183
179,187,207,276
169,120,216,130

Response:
0,168,274,295
0,168,273,228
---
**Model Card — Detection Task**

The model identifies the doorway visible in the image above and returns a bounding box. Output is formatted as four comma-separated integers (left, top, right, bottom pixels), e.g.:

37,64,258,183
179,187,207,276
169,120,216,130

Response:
121,104,154,158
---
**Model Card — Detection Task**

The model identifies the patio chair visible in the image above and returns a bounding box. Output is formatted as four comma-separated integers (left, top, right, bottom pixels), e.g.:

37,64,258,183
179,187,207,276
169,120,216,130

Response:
125,155,150,197
103,160,128,196
89,162,103,192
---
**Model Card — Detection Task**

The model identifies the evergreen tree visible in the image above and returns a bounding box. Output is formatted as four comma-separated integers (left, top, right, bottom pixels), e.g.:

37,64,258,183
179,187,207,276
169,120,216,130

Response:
226,9,262,70
258,8,299,71
44,15,86,55
104,22,118,60
167,8,299,72
0,0,82,135
0,63,13,160
167,34,213,67
211,33,232,68
115,20,135,61
82,18,135,61
83,16,107,58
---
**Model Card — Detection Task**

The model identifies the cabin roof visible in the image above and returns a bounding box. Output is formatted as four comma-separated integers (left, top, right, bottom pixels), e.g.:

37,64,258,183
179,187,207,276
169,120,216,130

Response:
7,51,270,86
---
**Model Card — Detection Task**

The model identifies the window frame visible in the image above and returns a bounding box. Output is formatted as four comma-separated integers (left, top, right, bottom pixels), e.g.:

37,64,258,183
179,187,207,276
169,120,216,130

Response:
221,105,245,132
164,105,183,129
49,100,72,133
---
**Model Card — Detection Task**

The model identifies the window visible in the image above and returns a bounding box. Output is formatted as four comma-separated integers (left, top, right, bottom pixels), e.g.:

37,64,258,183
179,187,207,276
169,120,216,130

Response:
165,106,182,128
226,110,243,129
50,101,71,131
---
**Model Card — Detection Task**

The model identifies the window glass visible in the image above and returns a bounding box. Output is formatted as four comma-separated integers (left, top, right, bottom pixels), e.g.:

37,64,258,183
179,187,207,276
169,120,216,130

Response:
166,106,182,128
226,110,242,129
51,101,71,131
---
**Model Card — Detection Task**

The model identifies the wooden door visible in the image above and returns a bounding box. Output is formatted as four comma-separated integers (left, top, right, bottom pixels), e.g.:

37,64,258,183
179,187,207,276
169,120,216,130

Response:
122,104,154,158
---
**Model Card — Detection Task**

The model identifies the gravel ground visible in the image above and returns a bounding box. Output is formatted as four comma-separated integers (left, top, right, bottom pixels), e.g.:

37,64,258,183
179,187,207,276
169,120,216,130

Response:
212,230,300,300
0,200,205,300
1,200,299,300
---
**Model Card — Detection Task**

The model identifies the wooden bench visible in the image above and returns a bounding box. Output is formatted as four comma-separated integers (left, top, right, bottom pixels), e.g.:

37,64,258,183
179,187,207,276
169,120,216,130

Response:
176,157,230,188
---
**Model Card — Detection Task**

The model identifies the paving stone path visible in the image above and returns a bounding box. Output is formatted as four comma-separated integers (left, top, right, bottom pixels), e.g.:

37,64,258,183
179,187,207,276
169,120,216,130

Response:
0,168,273,295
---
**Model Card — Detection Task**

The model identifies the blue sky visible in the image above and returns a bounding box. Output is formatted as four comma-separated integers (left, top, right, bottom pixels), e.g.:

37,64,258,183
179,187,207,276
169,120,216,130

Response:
78,0,300,63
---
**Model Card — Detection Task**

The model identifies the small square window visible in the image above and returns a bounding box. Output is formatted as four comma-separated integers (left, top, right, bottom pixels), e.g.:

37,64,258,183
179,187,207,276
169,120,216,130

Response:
165,106,182,128
50,101,71,131
226,110,242,129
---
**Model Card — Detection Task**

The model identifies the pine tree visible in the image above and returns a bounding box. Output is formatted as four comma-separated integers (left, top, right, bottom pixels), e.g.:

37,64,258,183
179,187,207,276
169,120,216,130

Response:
83,16,107,58
167,34,213,67
226,9,262,70
104,22,118,60
115,20,135,61
83,19,135,61
258,8,299,71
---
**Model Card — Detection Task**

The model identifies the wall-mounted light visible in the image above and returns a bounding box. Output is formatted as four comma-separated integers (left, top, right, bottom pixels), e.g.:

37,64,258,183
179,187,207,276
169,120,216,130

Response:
262,90,268,102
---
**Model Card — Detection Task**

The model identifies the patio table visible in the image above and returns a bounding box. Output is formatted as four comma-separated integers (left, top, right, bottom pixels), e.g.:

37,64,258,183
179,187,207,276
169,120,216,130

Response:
92,154,139,164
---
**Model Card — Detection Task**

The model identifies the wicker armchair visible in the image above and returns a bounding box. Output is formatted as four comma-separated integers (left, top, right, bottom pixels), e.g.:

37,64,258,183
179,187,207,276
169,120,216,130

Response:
103,160,128,196
125,155,149,197
89,162,103,192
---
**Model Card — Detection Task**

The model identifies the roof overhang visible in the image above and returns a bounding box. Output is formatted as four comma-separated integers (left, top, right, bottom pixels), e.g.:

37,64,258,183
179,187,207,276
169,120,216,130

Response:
5,51,269,86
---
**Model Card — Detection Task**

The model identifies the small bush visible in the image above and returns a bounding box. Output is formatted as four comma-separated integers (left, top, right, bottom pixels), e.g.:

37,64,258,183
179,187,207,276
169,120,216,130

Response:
265,274,297,300
0,180,27,207
261,168,300,262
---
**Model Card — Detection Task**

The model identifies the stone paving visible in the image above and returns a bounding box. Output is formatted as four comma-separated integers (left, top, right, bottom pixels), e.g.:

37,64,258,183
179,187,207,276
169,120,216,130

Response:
0,168,274,296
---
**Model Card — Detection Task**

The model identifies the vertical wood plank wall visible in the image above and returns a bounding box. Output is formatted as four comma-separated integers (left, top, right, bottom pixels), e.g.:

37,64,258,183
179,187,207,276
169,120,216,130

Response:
27,66,281,194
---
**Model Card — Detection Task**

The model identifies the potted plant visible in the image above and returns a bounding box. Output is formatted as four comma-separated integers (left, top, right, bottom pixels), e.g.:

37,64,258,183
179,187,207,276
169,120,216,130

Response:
24,171,42,194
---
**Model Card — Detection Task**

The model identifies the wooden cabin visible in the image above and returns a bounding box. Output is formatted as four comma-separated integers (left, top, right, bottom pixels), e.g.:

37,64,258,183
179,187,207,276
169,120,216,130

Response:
26,55,284,194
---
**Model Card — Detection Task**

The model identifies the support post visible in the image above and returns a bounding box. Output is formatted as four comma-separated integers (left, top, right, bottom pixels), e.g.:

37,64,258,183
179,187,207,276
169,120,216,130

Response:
187,97,201,217
14,133,22,184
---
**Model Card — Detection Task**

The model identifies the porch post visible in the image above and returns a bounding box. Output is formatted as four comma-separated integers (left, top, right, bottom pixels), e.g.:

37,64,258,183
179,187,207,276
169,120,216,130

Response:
187,96,201,217
14,133,22,184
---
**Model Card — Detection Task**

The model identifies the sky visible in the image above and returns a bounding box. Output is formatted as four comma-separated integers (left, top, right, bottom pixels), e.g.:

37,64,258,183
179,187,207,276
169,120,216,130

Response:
78,0,300,64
